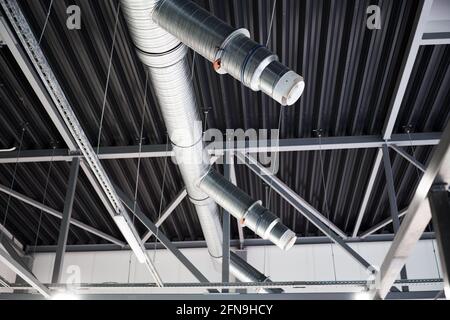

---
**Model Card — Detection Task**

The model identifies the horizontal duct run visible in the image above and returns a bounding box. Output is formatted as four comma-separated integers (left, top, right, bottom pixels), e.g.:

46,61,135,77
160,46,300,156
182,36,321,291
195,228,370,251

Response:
152,0,305,106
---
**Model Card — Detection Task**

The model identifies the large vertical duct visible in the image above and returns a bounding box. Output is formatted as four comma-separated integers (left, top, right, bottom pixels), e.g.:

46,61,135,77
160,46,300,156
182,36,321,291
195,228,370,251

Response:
198,169,296,250
120,0,300,287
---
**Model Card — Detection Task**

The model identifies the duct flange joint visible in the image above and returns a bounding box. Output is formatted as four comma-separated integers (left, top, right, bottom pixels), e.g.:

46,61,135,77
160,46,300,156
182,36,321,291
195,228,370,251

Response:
135,42,187,68
213,28,250,75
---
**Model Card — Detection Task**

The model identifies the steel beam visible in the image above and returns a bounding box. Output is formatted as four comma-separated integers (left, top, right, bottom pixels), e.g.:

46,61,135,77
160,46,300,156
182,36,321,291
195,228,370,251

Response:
115,187,213,287
0,276,9,288
0,149,75,164
0,184,124,246
382,145,410,291
236,153,346,238
0,247,51,298
0,133,442,164
12,277,439,290
0,17,76,149
390,145,426,173
0,5,164,283
0,0,126,222
51,159,80,284
374,119,450,299
212,133,440,154
98,144,173,160
0,11,125,247
154,190,187,228
228,154,245,249
237,153,373,270
222,151,231,292
141,189,187,243
0,222,24,251
382,145,401,231
353,149,383,237
0,233,28,270
0,290,442,300
141,155,220,243
28,232,436,253
421,32,450,45
360,209,407,238
429,186,450,299
354,0,433,237
382,0,433,139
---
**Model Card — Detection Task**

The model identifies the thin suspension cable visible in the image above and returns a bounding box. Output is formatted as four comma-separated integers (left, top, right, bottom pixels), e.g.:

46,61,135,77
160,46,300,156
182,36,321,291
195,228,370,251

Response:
318,132,338,281
96,2,121,154
263,105,283,280
31,146,57,253
0,127,26,245
152,135,170,262
38,0,54,45
266,106,284,210
266,0,277,47
132,70,149,217
128,70,149,283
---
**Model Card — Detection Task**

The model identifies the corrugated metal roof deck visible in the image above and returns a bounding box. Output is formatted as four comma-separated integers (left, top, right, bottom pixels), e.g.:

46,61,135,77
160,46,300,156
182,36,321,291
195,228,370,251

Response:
0,0,449,247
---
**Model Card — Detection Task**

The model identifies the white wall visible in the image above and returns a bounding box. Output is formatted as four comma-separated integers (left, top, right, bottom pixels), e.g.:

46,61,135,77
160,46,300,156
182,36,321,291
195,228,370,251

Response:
27,239,443,294
0,251,18,294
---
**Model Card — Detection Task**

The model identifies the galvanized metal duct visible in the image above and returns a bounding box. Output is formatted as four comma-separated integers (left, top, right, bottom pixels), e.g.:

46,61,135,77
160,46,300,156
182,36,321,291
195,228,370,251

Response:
120,0,293,289
152,0,305,106
198,169,297,251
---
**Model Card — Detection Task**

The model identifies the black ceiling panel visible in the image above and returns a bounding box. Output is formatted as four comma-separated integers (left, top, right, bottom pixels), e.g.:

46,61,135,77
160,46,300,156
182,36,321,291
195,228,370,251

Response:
0,0,449,247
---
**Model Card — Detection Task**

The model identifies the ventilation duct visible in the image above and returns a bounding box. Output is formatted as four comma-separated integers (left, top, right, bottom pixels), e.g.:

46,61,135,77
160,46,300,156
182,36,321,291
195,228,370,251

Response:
152,0,305,106
121,0,301,287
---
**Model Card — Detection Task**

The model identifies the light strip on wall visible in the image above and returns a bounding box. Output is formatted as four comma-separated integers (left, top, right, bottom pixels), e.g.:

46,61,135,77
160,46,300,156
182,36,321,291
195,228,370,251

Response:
113,215,147,263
